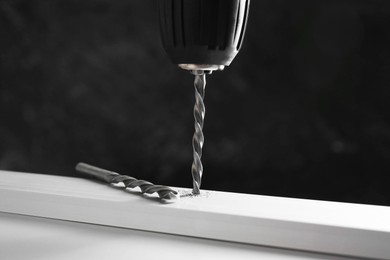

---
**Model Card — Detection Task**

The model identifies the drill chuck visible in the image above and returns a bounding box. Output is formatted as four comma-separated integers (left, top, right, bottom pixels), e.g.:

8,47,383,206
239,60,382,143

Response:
158,0,250,70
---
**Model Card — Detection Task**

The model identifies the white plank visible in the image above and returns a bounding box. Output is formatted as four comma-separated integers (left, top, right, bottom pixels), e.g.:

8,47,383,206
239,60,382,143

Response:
1,170,390,259
0,212,353,260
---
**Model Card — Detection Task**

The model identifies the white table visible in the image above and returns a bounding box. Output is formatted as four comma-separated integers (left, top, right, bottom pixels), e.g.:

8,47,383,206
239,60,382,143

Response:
1,170,390,259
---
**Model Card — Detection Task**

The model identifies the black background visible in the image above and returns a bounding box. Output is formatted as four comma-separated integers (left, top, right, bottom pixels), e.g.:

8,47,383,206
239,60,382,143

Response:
1,0,390,206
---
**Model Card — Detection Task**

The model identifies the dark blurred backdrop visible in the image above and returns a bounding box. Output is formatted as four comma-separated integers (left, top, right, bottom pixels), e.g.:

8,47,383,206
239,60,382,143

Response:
1,0,390,206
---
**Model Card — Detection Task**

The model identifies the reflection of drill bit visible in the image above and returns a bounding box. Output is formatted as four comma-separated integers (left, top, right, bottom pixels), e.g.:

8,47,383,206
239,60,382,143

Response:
191,70,206,195
75,162,179,201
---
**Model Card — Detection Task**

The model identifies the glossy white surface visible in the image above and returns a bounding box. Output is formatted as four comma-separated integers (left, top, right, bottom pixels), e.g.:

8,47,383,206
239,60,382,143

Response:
0,212,353,260
1,170,390,259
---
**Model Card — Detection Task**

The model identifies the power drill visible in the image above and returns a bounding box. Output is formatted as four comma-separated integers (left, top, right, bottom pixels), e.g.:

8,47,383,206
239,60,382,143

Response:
157,0,250,194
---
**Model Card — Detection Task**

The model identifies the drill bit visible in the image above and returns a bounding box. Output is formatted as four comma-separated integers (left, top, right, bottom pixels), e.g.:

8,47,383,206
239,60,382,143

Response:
191,70,206,195
75,162,179,201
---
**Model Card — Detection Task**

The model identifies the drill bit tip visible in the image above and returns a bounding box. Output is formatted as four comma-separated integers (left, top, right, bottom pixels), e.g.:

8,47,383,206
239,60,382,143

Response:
75,162,179,202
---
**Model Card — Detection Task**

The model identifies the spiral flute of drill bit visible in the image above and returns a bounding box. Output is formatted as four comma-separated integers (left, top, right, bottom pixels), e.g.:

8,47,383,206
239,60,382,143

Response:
191,70,206,195
75,162,179,201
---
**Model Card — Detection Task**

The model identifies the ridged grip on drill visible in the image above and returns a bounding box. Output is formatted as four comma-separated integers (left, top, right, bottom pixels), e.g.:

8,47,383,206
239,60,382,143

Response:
158,0,250,66
191,71,206,194
75,163,178,201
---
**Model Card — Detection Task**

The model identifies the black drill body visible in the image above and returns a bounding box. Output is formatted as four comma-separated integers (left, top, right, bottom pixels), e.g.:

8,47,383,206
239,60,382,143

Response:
158,0,250,67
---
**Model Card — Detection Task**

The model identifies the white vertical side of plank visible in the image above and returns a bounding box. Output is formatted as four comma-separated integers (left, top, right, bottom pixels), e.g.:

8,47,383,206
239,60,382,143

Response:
1,170,390,259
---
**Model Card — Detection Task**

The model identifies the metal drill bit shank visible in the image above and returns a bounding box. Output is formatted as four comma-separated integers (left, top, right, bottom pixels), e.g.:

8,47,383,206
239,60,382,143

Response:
75,162,179,201
191,70,206,195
